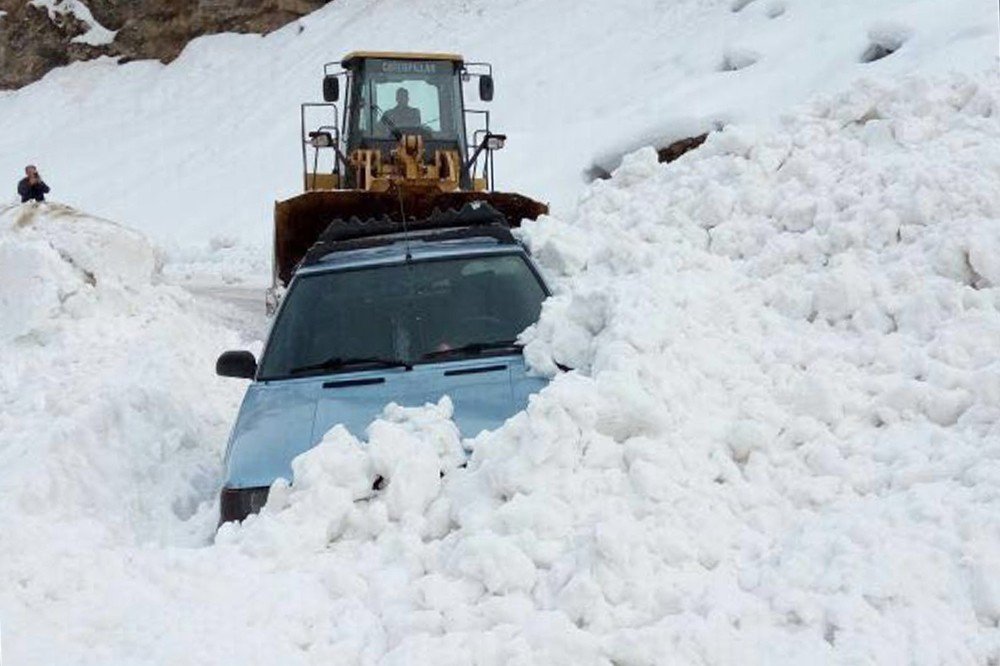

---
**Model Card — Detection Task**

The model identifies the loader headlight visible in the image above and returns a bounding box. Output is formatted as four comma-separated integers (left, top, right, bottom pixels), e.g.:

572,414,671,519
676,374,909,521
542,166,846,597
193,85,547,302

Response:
308,131,334,148
485,134,506,151
219,486,270,524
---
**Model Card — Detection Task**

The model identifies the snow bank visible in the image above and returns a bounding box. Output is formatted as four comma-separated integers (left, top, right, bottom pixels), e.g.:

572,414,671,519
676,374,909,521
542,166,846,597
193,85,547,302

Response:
0,202,245,551
511,73,1000,662
215,73,1000,664
0,202,154,342
5,74,1000,663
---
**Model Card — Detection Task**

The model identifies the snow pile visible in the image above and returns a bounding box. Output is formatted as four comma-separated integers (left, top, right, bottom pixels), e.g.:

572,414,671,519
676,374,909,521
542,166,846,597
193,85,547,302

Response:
511,73,1000,661
213,73,999,663
0,202,154,341
5,74,1000,663
0,202,245,549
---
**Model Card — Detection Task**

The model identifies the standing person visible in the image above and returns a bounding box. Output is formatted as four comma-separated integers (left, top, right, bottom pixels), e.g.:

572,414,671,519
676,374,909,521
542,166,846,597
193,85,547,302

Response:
18,165,50,202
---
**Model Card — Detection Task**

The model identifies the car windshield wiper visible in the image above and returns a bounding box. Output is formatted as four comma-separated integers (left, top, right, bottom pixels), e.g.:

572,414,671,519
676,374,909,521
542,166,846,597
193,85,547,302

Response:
419,340,522,361
288,356,412,376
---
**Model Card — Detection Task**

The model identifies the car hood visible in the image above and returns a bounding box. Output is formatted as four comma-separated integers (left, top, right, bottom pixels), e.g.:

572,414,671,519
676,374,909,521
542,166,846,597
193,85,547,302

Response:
223,354,546,488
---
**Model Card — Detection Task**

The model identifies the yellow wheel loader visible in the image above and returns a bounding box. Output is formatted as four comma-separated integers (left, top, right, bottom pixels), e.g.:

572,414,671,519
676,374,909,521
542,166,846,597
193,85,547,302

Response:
270,51,548,306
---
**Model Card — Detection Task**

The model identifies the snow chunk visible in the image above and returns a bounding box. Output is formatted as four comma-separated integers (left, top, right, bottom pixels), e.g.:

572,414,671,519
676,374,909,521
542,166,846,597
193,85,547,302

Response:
0,203,155,341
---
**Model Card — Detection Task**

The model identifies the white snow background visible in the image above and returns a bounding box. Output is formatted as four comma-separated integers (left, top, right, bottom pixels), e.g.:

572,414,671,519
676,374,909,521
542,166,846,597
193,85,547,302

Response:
0,0,999,663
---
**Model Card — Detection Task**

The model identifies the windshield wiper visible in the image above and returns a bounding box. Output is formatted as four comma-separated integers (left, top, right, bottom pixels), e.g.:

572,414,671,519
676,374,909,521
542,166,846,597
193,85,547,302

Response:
288,356,412,376
419,340,522,361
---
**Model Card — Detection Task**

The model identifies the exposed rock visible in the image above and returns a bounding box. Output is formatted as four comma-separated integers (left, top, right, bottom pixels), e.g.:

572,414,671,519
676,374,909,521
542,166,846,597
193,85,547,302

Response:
657,133,708,163
585,132,712,182
0,0,327,89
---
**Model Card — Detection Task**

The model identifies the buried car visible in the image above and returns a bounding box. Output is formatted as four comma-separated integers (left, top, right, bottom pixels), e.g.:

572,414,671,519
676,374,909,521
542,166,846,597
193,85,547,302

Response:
215,215,551,523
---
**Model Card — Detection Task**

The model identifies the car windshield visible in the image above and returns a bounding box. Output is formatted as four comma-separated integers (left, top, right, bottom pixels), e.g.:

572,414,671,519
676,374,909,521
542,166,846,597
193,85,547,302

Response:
258,253,548,380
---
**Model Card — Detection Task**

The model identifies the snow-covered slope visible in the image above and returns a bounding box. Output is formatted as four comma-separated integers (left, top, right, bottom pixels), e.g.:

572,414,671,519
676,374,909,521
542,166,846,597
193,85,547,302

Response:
3,72,1000,664
0,0,995,274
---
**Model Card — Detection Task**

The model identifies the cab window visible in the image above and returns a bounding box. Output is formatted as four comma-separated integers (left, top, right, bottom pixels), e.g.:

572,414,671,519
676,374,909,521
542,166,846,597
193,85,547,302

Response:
351,58,464,143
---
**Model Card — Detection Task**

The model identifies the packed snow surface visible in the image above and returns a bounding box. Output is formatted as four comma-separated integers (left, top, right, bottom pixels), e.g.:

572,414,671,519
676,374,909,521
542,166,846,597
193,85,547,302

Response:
0,0,995,275
3,72,1000,663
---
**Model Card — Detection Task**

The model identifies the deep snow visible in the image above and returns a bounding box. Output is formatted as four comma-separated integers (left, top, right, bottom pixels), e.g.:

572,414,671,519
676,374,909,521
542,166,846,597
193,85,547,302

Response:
3,71,1000,663
0,203,248,546
1,0,1000,662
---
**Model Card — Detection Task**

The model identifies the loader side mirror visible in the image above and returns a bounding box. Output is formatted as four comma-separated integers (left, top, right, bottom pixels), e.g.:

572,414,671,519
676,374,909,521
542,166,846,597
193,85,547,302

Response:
217,350,257,379
323,75,339,102
479,74,494,102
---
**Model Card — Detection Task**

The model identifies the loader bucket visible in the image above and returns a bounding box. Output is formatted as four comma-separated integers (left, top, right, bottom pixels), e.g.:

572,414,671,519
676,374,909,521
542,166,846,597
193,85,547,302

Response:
273,189,548,285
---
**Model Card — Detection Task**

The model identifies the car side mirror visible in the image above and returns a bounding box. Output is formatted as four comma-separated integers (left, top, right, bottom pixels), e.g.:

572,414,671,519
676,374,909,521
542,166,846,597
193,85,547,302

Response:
479,74,494,102
216,350,257,379
323,75,339,102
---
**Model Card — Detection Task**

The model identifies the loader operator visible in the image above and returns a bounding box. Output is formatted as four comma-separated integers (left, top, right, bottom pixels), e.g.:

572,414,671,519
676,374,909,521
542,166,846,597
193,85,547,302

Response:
379,87,421,131
18,165,50,203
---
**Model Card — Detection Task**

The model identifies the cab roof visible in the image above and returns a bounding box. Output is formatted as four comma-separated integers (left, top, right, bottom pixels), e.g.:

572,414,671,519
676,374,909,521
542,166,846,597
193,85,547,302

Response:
341,51,464,68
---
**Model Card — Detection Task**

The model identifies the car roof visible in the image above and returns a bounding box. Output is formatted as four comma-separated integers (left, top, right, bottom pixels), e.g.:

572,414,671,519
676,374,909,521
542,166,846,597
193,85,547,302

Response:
294,235,528,276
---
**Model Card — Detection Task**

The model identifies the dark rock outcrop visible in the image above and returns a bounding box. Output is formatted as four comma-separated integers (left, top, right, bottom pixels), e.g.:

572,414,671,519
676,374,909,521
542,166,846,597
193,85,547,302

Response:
0,0,326,89
657,133,708,164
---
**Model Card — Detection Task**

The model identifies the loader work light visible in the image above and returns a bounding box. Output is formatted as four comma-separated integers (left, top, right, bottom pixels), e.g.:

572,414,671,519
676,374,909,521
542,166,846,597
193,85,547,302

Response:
485,134,506,150
308,131,334,148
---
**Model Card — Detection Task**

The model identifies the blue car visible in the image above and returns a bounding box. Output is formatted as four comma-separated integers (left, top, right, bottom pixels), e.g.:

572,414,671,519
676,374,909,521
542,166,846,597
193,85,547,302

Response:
215,219,550,523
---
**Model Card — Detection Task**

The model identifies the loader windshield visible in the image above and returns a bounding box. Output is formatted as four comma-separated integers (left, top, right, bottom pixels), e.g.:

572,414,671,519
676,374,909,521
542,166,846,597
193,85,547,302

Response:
258,253,547,380
351,58,466,147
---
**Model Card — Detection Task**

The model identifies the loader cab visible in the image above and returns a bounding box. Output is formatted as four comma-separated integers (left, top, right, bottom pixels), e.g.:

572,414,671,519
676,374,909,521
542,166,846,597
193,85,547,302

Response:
309,51,500,192
345,54,467,163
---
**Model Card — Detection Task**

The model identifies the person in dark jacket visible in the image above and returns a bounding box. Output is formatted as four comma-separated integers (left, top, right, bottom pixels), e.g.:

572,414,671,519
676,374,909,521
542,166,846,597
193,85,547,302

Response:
379,88,421,132
18,165,50,203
